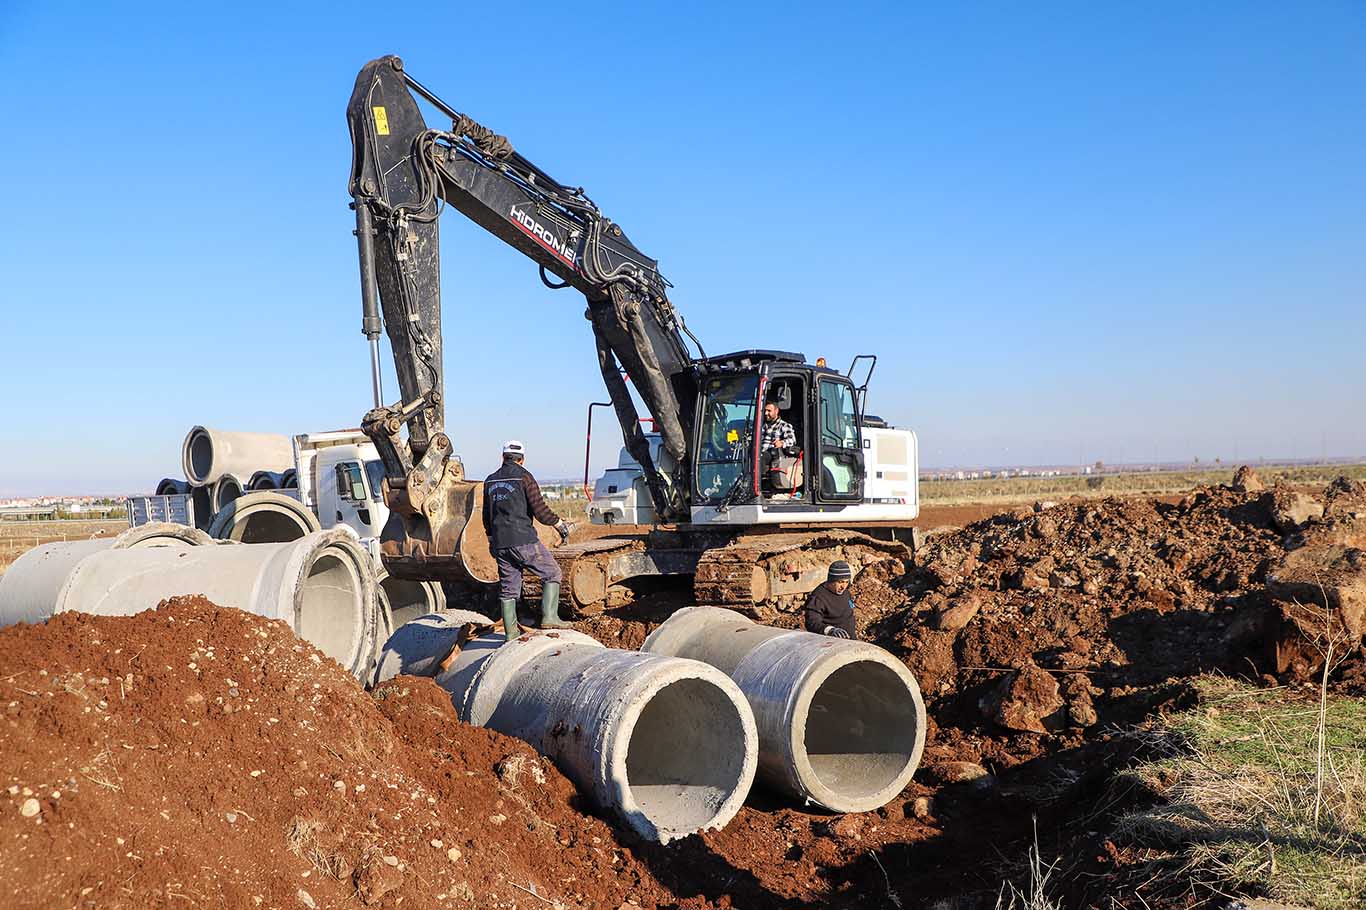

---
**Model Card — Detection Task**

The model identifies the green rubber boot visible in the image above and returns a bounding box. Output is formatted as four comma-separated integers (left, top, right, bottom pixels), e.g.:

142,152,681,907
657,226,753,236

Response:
499,598,520,640
539,582,571,629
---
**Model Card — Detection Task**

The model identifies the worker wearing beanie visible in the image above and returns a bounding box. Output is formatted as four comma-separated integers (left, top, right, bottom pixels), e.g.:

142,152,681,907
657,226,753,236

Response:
804,560,857,639
483,440,575,638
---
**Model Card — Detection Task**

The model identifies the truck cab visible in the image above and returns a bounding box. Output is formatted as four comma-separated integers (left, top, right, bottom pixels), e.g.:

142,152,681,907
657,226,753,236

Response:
294,430,391,540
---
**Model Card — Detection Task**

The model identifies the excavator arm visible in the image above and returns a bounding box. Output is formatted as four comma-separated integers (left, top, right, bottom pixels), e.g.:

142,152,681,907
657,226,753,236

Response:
346,56,699,578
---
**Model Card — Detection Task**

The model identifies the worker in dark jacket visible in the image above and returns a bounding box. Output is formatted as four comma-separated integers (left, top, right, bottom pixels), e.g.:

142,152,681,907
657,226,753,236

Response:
483,440,574,638
804,560,857,639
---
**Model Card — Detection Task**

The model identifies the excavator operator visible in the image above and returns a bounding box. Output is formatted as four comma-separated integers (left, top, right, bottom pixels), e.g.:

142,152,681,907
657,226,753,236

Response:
760,400,796,454
483,441,574,638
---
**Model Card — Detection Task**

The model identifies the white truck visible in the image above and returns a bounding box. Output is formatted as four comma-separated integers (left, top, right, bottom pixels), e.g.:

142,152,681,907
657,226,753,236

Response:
129,429,446,630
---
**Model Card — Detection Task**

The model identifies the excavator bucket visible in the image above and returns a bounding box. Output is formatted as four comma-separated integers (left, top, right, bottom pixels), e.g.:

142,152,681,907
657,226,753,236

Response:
378,476,481,584
380,480,562,586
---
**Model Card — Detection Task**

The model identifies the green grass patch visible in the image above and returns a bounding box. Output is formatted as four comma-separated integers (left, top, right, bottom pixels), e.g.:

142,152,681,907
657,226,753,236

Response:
1117,677,1366,909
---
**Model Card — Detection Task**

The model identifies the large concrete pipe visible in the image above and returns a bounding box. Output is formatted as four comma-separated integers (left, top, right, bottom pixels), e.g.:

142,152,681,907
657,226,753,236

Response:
189,484,213,531
279,468,299,489
211,474,245,514
377,571,447,631
181,426,293,486
209,491,321,543
248,470,286,491
377,614,758,843
0,523,213,625
155,478,191,495
643,607,926,813
0,529,376,680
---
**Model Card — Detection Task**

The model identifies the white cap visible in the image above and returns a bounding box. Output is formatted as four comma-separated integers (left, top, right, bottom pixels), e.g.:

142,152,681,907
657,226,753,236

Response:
502,440,526,456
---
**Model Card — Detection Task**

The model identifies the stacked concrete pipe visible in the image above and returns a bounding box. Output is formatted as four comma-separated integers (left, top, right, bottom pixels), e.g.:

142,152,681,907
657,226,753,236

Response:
209,491,321,543
210,473,245,514
377,613,758,843
155,478,191,495
248,470,287,491
182,426,293,486
279,468,298,489
0,528,377,681
643,607,926,813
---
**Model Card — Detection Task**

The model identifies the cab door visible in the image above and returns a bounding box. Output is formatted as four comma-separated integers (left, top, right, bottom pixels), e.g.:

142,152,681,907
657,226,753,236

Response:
814,377,864,502
323,458,378,537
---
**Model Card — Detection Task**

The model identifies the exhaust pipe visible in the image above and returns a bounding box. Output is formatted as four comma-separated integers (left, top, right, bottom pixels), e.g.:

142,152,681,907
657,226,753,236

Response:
209,491,321,543
377,614,758,843
0,530,377,681
643,607,927,813
181,426,293,486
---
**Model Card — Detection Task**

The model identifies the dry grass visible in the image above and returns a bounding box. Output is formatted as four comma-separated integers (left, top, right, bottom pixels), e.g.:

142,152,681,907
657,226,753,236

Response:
1116,677,1366,909
920,463,1366,507
0,519,127,575
993,819,1061,910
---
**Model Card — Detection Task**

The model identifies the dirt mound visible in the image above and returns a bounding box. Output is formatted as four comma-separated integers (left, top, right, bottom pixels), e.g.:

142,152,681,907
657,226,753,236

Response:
0,597,668,910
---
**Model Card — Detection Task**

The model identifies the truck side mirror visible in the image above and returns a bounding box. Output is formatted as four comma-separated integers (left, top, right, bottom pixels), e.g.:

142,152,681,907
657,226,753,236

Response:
351,479,367,502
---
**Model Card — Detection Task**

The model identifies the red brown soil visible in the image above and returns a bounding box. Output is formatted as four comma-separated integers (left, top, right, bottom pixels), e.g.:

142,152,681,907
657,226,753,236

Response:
6,473,1363,909
0,597,673,910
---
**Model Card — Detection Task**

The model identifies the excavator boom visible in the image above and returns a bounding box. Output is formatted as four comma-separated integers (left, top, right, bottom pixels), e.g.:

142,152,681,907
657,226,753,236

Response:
347,56,700,579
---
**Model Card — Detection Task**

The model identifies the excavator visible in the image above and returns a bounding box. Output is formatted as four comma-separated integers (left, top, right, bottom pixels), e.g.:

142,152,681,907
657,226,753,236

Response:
347,55,919,615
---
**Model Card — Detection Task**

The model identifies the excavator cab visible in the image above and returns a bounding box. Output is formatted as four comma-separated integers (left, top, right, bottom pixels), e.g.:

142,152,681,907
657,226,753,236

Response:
690,352,866,512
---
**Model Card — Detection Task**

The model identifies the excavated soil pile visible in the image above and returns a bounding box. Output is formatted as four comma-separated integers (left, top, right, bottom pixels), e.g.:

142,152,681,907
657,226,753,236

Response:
0,596,672,910
863,475,1366,773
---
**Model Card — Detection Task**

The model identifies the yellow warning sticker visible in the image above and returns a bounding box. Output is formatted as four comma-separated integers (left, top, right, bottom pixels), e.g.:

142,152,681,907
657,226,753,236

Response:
372,106,390,136
726,429,739,444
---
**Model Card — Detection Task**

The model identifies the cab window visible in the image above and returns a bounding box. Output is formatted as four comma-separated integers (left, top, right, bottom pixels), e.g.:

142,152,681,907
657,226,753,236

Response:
335,463,368,502
818,379,860,497
695,374,759,505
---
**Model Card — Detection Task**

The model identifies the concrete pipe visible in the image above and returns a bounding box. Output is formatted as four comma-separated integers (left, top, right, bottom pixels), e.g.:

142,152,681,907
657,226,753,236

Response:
377,571,447,632
372,609,493,682
0,529,377,680
189,484,213,531
155,478,191,496
279,468,299,489
642,607,926,813
211,474,245,514
247,470,286,491
209,491,321,543
377,615,758,843
181,426,294,486
0,523,212,626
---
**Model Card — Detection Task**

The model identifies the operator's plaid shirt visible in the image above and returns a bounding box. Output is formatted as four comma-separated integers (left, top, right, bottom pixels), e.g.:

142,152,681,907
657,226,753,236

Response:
761,417,797,453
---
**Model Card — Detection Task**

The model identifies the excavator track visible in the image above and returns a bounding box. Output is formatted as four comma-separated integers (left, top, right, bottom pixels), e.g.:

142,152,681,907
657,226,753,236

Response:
522,536,646,616
693,528,911,610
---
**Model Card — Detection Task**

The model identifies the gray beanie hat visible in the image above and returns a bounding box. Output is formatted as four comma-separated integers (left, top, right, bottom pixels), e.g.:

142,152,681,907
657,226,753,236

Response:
827,560,853,580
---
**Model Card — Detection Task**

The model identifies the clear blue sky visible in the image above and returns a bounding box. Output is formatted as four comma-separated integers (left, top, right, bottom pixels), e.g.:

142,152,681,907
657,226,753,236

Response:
3,1,1363,496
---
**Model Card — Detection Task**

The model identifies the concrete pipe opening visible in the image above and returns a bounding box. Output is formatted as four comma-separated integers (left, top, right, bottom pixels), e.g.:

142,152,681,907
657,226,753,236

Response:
379,574,444,630
798,659,922,809
296,552,365,671
623,676,753,836
190,485,213,531
211,475,244,514
248,470,281,491
209,492,320,543
155,478,190,496
185,428,214,485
